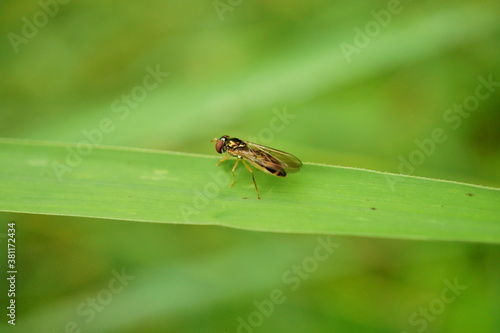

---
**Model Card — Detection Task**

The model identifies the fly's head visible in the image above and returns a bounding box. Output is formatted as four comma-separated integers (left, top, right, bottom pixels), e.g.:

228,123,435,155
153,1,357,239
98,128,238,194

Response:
213,135,245,154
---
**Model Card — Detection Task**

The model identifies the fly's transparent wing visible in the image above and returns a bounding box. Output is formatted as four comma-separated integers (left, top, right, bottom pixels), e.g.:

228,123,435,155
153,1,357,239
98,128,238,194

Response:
238,142,302,177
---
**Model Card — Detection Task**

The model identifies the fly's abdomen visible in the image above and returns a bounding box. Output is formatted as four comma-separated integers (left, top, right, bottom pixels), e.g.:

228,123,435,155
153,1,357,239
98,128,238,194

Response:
265,166,287,177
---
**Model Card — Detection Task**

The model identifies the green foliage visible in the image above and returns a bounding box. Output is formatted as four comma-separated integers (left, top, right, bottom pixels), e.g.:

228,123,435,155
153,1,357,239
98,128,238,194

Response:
0,0,499,332
1,139,499,243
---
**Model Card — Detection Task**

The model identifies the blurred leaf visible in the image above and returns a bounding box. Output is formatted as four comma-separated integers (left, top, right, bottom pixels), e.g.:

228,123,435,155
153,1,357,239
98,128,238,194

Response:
7,3,498,149
15,236,347,333
1,138,498,243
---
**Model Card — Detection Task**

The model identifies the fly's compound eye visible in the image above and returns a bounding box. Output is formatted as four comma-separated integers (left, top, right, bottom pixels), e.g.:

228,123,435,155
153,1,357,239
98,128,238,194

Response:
215,137,227,154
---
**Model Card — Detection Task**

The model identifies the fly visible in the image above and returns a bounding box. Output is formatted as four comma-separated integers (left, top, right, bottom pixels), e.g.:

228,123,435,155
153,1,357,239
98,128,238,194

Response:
211,135,302,199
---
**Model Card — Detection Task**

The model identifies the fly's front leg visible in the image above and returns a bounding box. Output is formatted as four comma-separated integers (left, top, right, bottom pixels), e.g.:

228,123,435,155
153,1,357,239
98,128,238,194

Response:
217,154,231,166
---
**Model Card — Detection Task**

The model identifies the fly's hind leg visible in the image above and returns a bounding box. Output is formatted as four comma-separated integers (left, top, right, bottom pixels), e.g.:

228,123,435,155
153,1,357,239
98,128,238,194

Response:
241,159,260,200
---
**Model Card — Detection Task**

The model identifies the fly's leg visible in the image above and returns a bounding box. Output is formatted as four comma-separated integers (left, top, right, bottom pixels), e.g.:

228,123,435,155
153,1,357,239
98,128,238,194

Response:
241,159,260,200
217,154,231,166
230,158,240,187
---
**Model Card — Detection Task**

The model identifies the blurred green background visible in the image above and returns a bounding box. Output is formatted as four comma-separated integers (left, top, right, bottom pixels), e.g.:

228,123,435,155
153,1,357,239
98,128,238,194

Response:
0,0,499,332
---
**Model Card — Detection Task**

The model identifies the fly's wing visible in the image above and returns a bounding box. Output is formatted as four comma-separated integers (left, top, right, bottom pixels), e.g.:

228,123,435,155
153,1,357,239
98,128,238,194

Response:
238,142,302,177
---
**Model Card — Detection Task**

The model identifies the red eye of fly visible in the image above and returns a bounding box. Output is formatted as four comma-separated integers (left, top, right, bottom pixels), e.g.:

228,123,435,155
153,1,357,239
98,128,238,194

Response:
215,137,226,154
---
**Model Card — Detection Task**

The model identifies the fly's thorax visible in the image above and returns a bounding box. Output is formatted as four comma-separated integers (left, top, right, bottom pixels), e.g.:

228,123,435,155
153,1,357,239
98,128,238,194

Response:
226,138,246,149
225,138,247,155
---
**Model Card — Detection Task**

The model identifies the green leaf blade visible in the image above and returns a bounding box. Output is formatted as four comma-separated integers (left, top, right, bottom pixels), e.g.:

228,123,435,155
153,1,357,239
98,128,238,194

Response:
0,139,499,243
